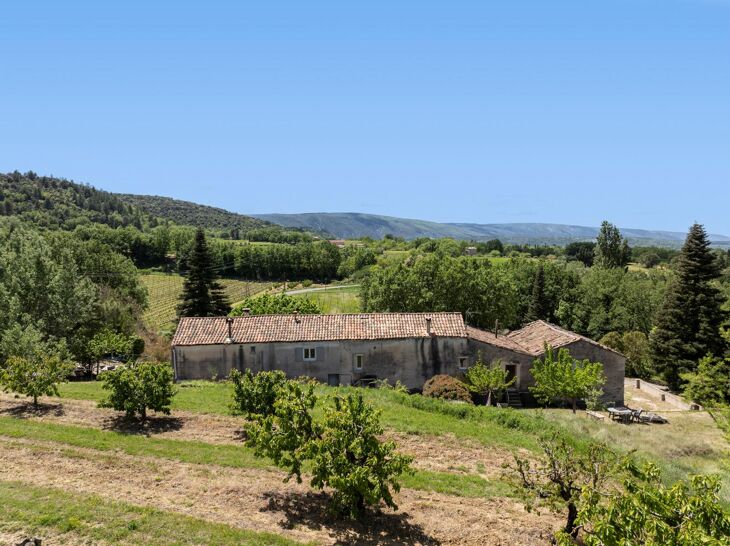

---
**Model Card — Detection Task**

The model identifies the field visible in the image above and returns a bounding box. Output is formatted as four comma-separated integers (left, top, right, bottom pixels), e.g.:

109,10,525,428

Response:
141,274,272,332
290,285,361,313
0,380,727,545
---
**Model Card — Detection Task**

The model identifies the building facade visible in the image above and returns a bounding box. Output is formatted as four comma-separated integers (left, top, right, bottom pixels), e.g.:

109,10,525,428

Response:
171,313,625,404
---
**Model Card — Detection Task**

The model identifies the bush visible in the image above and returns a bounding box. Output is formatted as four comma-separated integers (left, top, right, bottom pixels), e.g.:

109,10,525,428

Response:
245,382,413,517
422,375,473,403
301,279,314,288
0,352,74,406
229,368,287,418
99,362,176,419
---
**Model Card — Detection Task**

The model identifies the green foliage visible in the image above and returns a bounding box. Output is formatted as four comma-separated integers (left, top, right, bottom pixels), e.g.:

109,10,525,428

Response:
308,394,414,517
99,362,176,419
530,345,606,413
360,253,520,329
464,356,515,406
511,436,618,539
681,355,730,407
177,228,231,318
89,329,141,362
0,348,74,406
229,369,288,418
594,220,631,269
565,241,595,267
600,330,652,378
422,374,473,403
337,245,377,277
650,223,729,390
245,382,413,517
567,463,730,546
526,263,550,322
230,294,321,316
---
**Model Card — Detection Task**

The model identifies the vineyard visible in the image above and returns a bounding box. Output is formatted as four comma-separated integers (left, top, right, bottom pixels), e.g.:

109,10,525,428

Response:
141,274,272,332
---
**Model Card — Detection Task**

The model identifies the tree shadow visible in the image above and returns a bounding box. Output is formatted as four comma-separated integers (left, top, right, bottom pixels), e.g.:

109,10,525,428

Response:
0,401,65,418
101,414,184,436
261,491,440,546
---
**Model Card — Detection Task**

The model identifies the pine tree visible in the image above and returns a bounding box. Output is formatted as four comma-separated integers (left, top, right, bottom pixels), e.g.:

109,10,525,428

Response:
594,221,631,268
527,263,550,322
177,228,231,318
649,223,728,390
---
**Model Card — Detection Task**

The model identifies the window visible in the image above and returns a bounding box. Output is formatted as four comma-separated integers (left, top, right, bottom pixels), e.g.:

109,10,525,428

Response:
304,348,317,361
250,346,256,354
458,357,469,370
354,354,364,371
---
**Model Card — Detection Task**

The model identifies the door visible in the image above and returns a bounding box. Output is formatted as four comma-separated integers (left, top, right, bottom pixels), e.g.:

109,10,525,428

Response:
505,364,518,387
328,374,340,387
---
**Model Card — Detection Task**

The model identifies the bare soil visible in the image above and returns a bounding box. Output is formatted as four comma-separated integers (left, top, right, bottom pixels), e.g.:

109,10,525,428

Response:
0,438,558,545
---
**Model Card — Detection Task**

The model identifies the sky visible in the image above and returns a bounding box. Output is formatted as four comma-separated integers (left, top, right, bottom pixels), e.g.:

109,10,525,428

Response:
1,1,729,234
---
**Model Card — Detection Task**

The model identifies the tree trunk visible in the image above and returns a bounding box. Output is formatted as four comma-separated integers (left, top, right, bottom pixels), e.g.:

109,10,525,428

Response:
33,394,38,407
486,391,492,407
571,398,577,414
141,407,147,420
565,501,578,538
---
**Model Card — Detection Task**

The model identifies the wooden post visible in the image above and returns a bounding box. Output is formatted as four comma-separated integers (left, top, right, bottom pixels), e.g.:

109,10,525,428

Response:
661,393,666,402
635,379,640,389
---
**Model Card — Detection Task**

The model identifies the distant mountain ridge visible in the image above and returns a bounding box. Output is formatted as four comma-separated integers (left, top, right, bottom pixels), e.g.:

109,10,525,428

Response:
253,212,730,247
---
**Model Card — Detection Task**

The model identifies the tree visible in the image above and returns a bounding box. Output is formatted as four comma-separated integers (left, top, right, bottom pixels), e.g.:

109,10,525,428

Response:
568,463,730,546
649,223,728,390
0,350,74,406
245,383,413,517
599,331,652,378
565,241,595,267
464,355,516,406
594,221,630,269
511,436,617,539
229,294,321,316
99,362,176,419
530,345,606,413
526,263,550,322
308,394,413,517
681,355,730,407
229,368,287,418
177,228,231,318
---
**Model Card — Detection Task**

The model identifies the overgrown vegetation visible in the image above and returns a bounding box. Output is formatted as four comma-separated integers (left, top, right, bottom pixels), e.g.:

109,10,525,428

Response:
230,293,322,316
422,374,473,403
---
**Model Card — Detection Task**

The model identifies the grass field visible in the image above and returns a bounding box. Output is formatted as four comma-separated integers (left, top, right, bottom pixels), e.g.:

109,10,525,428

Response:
141,273,271,332
2,380,727,545
290,285,361,313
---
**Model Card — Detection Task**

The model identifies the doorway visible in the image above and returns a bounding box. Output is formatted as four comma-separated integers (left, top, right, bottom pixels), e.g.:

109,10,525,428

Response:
505,364,518,387
328,374,340,387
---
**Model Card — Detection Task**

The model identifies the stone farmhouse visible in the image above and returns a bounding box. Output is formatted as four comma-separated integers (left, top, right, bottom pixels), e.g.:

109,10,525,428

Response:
171,312,625,405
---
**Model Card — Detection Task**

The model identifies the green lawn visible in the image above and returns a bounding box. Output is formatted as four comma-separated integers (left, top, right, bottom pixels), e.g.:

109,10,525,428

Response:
0,480,305,546
291,285,361,313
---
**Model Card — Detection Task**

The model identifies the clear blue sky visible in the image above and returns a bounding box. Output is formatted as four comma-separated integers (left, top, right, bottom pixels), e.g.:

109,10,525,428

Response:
1,1,729,234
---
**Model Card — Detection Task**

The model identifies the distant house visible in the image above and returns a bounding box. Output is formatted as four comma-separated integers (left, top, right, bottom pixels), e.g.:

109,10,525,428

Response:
171,314,624,404
464,246,478,256
328,239,347,248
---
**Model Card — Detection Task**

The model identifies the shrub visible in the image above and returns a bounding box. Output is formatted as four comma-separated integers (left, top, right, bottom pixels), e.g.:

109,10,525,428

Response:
422,374,473,404
0,352,74,406
229,368,287,418
301,279,314,288
99,362,176,419
245,383,413,517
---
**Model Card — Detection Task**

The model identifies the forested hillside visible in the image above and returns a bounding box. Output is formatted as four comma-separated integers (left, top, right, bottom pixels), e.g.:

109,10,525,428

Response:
0,171,157,230
117,193,270,235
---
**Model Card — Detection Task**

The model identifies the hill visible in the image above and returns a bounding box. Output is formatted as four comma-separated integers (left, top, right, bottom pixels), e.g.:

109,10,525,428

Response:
117,194,270,233
0,171,156,230
253,212,730,247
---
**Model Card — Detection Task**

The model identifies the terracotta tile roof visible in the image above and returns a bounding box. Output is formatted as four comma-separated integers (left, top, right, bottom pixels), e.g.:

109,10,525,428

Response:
465,326,533,355
172,312,467,346
506,320,623,357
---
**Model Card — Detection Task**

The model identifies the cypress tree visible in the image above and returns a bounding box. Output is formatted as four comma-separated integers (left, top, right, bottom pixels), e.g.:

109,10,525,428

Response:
649,223,728,390
527,263,550,322
177,228,231,318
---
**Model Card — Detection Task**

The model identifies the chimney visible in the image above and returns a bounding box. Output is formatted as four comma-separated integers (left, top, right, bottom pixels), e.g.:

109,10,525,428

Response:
294,311,300,323
225,317,234,344
425,317,432,336
242,307,251,317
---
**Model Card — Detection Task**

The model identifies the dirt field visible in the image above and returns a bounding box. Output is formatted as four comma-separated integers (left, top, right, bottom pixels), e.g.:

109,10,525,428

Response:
0,394,558,545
